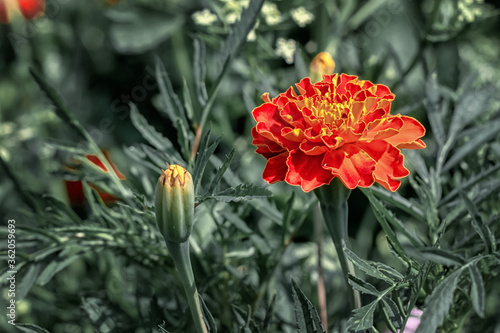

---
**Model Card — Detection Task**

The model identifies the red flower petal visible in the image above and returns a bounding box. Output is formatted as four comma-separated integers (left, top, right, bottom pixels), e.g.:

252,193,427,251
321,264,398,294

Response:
18,0,44,20
263,152,289,184
323,145,376,189
285,150,334,192
384,116,426,149
360,141,409,191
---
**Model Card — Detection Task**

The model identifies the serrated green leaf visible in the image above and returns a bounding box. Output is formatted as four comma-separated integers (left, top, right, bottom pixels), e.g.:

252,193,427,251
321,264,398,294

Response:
206,148,235,196
416,267,465,333
370,262,404,282
469,264,485,318
192,131,220,194
348,274,382,297
459,190,496,253
155,56,190,132
441,163,500,204
362,188,422,257
30,67,85,138
344,246,395,284
382,297,402,329
405,150,429,183
193,38,208,106
210,184,271,203
443,119,500,172
176,117,191,161
217,0,265,75
409,247,465,266
368,186,425,221
129,104,175,152
16,324,51,333
182,78,195,121
346,299,377,332
291,279,324,333
448,89,491,141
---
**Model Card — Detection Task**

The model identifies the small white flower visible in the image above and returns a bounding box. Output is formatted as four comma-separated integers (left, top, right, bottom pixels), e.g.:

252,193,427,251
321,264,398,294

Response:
275,37,296,64
192,9,218,26
262,2,282,25
247,29,257,41
291,6,315,28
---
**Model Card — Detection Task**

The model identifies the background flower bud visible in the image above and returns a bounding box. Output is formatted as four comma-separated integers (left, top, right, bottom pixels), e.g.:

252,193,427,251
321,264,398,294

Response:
155,164,195,243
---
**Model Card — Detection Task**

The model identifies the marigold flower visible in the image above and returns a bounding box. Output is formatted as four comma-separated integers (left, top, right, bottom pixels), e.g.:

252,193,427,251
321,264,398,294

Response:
251,74,426,192
0,0,45,24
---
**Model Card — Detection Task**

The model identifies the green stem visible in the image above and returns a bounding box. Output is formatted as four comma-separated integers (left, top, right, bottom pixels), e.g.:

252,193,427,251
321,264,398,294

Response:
314,179,361,310
166,240,208,333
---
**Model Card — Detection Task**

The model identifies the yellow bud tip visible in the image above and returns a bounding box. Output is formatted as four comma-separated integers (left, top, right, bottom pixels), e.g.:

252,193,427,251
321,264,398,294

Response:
160,164,190,188
310,52,336,80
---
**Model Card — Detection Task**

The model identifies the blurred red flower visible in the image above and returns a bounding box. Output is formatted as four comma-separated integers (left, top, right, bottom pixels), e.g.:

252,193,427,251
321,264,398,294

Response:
65,151,126,206
251,74,426,192
0,0,44,24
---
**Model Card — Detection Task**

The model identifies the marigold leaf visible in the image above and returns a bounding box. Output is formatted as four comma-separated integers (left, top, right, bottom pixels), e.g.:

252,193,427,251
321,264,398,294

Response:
416,267,465,333
346,299,377,332
443,119,500,172
368,186,425,221
193,38,209,106
469,264,485,318
407,247,465,266
459,190,496,253
155,56,191,133
217,0,265,74
206,148,235,196
291,279,324,333
348,274,381,297
17,264,41,300
382,297,402,329
199,296,218,333
192,130,220,194
129,104,175,152
344,246,395,284
209,184,271,203
362,188,424,249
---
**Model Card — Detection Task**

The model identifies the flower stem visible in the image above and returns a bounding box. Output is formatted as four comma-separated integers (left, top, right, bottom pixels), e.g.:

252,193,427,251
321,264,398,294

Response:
166,240,208,333
315,179,361,310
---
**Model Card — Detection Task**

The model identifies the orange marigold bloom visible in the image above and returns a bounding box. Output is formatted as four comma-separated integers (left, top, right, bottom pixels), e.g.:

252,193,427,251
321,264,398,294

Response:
251,74,426,192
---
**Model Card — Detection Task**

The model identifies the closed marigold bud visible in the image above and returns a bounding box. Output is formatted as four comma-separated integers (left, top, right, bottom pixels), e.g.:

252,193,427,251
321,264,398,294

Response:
310,52,335,83
155,164,195,243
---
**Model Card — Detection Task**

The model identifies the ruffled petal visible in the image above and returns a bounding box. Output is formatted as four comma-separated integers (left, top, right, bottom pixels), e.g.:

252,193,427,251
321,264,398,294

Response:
323,145,376,189
285,150,334,192
263,152,289,184
359,141,409,191
384,116,426,149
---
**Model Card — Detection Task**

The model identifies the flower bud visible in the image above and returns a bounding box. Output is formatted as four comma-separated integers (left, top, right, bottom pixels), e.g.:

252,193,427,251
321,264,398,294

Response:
310,52,335,83
155,164,195,243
